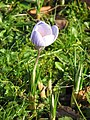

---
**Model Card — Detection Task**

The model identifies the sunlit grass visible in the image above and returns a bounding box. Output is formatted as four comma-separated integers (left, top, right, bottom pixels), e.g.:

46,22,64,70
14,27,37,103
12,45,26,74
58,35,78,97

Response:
0,0,90,119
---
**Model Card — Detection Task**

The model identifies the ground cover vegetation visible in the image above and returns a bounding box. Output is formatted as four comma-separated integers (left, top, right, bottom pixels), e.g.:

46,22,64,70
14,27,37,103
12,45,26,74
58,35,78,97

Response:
0,0,90,119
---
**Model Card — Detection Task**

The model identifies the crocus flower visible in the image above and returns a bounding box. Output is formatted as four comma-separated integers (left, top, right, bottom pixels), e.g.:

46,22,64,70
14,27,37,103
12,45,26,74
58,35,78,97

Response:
30,21,59,48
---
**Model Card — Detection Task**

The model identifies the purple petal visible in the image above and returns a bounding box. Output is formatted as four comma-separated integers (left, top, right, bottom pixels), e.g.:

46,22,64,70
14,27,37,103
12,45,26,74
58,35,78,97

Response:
36,21,46,26
52,25,59,40
31,31,45,46
43,35,54,46
33,21,52,36
30,29,34,40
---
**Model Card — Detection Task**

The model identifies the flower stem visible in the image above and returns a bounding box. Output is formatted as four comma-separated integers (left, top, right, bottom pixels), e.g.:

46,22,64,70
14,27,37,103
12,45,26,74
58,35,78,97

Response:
32,49,41,95
29,48,41,112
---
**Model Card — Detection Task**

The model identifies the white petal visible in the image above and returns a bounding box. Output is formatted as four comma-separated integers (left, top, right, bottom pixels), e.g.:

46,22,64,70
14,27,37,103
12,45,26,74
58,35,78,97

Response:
43,35,54,47
52,25,59,40
31,31,45,46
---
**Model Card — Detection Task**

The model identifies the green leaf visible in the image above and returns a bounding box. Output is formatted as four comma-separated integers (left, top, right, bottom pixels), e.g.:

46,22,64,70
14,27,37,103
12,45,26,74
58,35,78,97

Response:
86,92,90,104
0,30,6,37
59,116,73,120
55,62,64,72
71,27,77,38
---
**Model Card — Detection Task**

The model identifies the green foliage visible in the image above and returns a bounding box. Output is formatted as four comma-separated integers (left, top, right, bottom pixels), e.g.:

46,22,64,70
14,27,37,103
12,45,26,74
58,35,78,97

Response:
86,91,90,104
0,0,90,119
58,116,73,120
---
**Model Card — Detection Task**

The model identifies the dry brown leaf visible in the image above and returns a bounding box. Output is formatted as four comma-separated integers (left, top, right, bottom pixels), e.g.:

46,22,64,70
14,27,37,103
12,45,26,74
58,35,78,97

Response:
77,86,90,101
55,19,68,30
81,0,90,6
29,6,51,14
57,105,80,119
38,82,46,98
